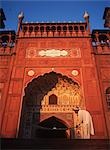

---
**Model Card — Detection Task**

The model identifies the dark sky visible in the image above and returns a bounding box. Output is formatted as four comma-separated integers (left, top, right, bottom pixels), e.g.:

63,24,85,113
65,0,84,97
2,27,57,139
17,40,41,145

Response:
1,0,110,31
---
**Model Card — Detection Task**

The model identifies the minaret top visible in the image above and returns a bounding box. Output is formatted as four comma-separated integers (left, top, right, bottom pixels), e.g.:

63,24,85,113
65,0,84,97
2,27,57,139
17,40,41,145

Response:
17,11,24,35
83,11,89,20
83,11,90,33
18,11,24,20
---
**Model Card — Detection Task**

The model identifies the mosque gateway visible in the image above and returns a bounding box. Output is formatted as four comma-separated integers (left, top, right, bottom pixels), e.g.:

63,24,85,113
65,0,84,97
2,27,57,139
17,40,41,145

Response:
0,9,110,140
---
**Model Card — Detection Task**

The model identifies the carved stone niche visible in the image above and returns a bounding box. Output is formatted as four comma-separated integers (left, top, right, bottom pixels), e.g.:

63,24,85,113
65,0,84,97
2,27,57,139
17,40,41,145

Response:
26,47,37,58
41,77,83,113
0,68,8,81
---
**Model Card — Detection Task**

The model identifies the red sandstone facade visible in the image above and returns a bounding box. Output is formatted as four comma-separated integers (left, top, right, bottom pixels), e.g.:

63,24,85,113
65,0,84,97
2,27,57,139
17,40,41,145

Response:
0,11,110,139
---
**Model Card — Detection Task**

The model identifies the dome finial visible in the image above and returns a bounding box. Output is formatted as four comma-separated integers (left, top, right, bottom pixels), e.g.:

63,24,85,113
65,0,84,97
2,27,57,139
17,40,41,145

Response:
83,11,89,20
17,11,24,36
83,11,90,33
18,11,24,20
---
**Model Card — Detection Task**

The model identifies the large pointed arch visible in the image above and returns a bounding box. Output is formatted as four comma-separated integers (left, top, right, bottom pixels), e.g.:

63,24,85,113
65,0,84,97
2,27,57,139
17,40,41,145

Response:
18,71,79,138
24,71,79,105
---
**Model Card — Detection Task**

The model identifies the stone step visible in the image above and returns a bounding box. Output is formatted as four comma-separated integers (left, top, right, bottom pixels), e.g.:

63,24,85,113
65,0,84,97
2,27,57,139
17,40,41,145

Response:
1,138,110,150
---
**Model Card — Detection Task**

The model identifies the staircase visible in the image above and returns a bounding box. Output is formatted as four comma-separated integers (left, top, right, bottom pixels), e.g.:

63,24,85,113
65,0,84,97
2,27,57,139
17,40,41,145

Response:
1,138,110,150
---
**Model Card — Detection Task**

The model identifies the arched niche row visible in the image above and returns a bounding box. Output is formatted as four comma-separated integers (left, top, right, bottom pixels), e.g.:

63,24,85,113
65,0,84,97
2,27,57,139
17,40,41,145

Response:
22,23,86,37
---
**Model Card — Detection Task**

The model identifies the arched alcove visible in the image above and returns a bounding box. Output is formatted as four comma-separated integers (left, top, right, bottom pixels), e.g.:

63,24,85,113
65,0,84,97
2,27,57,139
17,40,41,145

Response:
18,71,80,138
49,94,57,105
36,116,68,138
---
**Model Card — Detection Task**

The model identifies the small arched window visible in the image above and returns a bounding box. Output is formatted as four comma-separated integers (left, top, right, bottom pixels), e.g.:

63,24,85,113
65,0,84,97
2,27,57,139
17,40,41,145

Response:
34,26,39,32
51,26,56,32
49,94,57,105
40,26,44,32
80,26,85,31
68,26,73,31
106,87,110,110
23,26,27,32
46,26,51,32
29,26,33,32
74,26,78,32
57,26,61,32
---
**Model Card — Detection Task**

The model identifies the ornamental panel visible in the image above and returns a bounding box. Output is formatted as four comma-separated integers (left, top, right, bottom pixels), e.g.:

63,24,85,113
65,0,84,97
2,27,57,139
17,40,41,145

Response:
100,68,110,80
40,78,83,113
26,48,81,58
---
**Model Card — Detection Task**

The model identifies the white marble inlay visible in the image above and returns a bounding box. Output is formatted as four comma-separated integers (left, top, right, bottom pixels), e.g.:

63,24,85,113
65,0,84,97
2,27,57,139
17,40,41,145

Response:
28,70,35,76
72,70,79,76
38,49,68,57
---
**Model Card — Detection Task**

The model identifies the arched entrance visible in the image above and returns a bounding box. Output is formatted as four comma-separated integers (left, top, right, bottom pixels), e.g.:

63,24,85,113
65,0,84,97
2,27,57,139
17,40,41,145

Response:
18,71,81,138
36,116,68,138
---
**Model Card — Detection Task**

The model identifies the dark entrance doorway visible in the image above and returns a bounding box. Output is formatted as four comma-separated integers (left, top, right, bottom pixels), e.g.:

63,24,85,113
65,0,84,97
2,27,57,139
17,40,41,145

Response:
36,116,68,138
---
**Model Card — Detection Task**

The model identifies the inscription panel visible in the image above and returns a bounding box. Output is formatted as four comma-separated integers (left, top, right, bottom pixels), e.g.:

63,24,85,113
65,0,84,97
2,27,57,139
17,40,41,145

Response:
26,48,81,58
